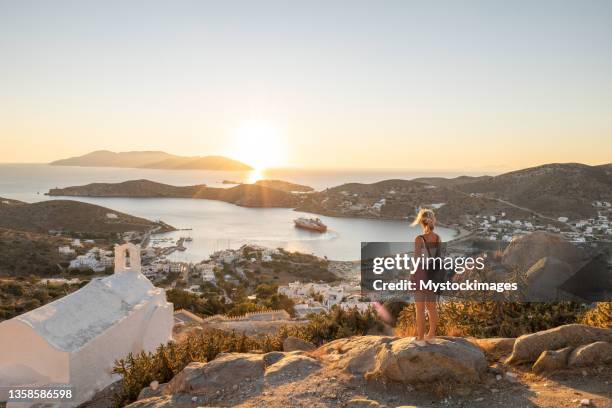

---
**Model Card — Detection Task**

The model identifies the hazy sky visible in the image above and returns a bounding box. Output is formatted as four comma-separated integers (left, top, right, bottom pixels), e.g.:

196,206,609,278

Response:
1,0,611,170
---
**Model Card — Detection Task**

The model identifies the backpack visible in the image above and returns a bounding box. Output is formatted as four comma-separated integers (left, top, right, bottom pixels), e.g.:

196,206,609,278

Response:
419,235,447,289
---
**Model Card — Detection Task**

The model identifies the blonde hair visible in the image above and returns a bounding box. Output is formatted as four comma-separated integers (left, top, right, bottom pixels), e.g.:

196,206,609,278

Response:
411,208,436,231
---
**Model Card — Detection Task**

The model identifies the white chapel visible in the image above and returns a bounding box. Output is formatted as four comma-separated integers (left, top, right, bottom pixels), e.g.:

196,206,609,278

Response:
0,243,174,406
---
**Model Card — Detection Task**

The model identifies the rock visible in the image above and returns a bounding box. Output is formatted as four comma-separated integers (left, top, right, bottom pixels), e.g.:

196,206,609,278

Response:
262,350,306,367
501,232,582,271
282,336,316,352
314,335,397,375
471,338,516,359
504,372,518,383
568,341,612,367
366,336,487,384
532,347,573,374
506,324,612,364
580,398,591,406
137,383,166,400
150,381,159,391
78,380,123,408
163,353,264,397
346,397,387,408
264,354,321,384
263,351,287,366
524,257,576,301
125,394,199,408
487,363,505,375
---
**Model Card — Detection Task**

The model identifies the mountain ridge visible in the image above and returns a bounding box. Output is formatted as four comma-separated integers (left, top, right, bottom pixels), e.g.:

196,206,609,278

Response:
50,150,253,171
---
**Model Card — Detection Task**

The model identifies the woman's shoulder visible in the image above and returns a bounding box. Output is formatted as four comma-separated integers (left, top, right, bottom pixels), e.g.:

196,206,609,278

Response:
422,232,441,242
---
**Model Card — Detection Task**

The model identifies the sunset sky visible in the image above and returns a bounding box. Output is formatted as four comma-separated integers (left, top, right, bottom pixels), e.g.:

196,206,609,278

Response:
1,1,611,170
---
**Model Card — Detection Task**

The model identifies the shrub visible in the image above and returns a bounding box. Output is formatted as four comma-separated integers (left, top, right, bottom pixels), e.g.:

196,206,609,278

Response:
113,329,262,405
396,301,589,338
579,302,611,328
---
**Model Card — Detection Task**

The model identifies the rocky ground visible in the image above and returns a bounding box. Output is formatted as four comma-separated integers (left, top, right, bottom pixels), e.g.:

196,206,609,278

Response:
123,324,611,408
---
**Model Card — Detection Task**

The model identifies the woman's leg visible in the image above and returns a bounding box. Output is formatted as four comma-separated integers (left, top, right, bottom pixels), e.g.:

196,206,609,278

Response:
415,300,426,340
425,300,438,339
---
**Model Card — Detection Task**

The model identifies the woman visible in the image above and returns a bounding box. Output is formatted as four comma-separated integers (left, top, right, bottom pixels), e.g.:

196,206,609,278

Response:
411,208,439,340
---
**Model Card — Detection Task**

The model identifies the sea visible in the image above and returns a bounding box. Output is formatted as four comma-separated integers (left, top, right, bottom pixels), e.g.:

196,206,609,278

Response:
0,164,485,261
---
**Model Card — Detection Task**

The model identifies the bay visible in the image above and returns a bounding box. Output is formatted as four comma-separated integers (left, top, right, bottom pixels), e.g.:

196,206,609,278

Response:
0,164,466,261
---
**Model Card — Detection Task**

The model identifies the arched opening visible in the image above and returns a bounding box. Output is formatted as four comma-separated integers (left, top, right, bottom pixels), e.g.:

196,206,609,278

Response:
125,249,131,269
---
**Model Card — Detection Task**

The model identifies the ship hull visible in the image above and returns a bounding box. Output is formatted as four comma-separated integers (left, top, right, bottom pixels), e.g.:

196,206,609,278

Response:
294,221,327,233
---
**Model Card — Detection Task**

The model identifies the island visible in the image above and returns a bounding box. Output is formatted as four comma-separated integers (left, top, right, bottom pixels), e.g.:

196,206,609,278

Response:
47,179,300,208
50,150,253,171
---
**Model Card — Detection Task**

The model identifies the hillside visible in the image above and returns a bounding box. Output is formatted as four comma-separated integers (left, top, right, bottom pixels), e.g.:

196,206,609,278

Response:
0,228,68,277
254,179,314,193
48,180,299,208
458,163,612,218
412,175,492,187
50,150,253,171
0,198,173,234
297,179,467,221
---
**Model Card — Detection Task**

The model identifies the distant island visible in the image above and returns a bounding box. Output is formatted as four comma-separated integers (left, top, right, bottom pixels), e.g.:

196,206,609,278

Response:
50,150,253,171
47,179,300,208
221,179,314,193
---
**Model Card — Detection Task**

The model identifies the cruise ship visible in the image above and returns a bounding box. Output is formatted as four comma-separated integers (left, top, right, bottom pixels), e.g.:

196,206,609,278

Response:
294,217,327,233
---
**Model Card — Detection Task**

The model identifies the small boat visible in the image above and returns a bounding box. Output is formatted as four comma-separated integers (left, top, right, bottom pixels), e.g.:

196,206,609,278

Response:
294,217,327,233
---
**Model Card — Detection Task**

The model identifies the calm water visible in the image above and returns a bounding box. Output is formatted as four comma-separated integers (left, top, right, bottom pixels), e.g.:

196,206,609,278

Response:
0,164,470,261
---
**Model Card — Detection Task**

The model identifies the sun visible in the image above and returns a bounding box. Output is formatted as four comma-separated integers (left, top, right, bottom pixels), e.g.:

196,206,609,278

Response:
229,120,286,170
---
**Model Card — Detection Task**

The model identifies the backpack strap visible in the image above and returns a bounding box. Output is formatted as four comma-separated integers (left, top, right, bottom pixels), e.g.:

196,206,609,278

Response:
419,235,434,258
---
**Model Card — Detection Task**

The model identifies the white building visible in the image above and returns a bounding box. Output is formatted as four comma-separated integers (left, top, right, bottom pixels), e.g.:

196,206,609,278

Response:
278,282,356,310
212,249,238,264
196,263,216,282
58,246,75,256
69,251,107,273
372,198,386,211
0,243,174,406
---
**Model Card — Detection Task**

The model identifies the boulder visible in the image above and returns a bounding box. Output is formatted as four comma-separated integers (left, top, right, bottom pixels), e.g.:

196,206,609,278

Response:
162,353,264,397
126,394,203,408
470,337,516,359
367,336,487,384
137,383,167,400
568,341,612,367
531,347,573,374
282,336,316,352
506,324,612,364
346,397,387,408
314,336,397,375
501,232,582,271
264,354,321,384
525,257,576,301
